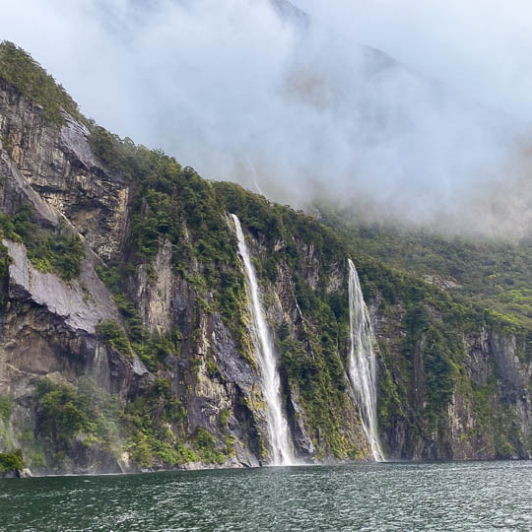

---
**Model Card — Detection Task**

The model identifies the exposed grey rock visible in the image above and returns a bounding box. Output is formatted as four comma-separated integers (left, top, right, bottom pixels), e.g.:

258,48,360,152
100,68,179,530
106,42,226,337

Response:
4,240,116,334
270,0,310,28
0,79,129,261
1,53,531,476
19,468,32,478
60,115,112,178
0,150,57,227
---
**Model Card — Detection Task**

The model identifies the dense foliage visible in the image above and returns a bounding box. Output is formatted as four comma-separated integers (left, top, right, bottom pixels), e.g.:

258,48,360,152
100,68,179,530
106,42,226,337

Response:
212,182,361,457
123,378,199,468
0,208,84,281
320,205,532,332
35,379,122,451
90,127,250,358
96,320,134,359
88,127,363,458
87,124,503,458
1,42,526,466
319,203,532,454
0,41,82,125
0,449,24,473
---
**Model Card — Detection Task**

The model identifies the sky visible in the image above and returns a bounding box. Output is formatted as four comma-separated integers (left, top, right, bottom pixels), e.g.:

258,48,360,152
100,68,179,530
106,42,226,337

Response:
0,0,531,237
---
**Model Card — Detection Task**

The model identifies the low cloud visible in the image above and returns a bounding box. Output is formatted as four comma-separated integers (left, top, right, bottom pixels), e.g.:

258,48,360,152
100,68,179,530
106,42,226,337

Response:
0,0,531,237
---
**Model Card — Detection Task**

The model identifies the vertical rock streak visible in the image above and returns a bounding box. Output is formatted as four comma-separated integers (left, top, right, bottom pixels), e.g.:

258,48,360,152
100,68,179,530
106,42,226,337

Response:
348,259,385,462
231,214,293,466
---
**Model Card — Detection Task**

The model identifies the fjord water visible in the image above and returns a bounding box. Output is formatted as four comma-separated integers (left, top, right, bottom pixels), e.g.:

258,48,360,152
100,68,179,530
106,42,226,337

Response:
231,214,293,465
348,259,384,462
2,462,532,531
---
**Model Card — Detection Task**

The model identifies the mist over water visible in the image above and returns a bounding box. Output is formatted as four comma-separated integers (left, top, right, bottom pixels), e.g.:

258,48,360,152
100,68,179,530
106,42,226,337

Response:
1,0,531,236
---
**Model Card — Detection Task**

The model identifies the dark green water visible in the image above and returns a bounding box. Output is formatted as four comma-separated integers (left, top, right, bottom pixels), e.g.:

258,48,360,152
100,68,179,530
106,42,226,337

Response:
1,461,532,531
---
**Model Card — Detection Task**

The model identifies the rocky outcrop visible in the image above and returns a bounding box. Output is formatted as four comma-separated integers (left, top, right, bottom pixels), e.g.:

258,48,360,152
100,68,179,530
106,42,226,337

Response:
4,240,117,333
0,79,128,260
1,49,532,476
377,313,532,460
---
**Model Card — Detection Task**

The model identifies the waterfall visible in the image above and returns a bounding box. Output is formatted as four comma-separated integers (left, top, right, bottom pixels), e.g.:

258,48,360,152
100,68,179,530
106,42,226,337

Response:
230,214,294,466
347,259,385,462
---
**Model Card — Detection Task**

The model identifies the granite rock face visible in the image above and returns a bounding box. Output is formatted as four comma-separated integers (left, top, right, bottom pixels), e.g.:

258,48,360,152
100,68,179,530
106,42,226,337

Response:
0,76,371,473
0,58,531,476
4,240,117,334
0,78,128,261
374,300,532,461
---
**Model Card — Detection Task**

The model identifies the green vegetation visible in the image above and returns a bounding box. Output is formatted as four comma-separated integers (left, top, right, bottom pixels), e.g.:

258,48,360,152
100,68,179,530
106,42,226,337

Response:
0,208,84,281
402,306,459,430
88,125,367,458
212,183,359,457
33,377,231,470
0,41,82,125
0,395,15,453
18,429,46,471
214,181,347,274
1,40,530,466
90,123,479,457
96,262,181,370
35,378,122,451
195,426,225,464
0,395,13,424
220,409,230,430
123,379,195,468
96,320,134,359
0,449,24,473
320,204,532,332
90,127,250,360
0,396,46,469
318,203,532,453
279,321,352,458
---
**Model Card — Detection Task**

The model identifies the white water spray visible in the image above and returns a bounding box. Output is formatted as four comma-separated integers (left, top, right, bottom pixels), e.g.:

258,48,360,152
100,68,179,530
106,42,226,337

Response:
231,214,294,466
348,259,385,462
246,156,264,197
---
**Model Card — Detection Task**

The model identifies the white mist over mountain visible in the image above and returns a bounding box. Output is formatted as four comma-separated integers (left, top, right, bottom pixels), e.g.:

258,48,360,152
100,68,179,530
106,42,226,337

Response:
1,0,531,236
297,0,532,121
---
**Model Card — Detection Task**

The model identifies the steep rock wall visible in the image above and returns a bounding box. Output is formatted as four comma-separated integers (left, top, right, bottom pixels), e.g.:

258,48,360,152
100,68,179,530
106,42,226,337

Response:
0,50,531,476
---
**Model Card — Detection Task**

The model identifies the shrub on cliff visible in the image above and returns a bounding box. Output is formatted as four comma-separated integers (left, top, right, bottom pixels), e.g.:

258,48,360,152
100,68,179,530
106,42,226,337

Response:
96,320,134,359
0,208,85,281
0,41,82,125
0,449,24,473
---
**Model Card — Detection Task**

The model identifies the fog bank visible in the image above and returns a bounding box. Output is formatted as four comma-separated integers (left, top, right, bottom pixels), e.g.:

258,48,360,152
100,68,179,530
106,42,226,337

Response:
1,0,531,237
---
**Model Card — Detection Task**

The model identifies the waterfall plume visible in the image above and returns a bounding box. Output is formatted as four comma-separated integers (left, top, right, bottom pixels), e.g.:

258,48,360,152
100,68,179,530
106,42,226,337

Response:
348,259,385,462
230,214,294,466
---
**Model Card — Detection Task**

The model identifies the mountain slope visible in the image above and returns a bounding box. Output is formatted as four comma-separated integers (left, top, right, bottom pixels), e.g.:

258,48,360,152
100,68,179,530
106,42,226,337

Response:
0,42,532,474
270,0,309,26
320,204,532,330
231,0,522,236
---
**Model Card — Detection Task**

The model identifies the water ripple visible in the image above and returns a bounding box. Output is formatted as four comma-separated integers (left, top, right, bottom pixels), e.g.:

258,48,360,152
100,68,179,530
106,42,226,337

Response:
1,461,532,531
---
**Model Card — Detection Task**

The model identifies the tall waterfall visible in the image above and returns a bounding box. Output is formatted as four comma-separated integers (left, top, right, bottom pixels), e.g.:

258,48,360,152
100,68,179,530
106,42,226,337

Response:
230,214,294,466
347,259,385,462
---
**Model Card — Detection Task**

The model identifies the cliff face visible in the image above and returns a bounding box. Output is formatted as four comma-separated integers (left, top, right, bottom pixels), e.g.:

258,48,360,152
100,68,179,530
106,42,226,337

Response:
373,300,532,461
0,43,531,475
0,50,371,472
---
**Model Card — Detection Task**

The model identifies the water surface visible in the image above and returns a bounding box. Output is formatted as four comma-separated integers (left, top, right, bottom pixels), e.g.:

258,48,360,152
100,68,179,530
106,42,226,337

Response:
1,461,531,531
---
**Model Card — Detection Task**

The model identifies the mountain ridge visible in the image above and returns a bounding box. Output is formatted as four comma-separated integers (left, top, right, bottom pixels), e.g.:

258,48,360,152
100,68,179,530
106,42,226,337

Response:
0,41,532,475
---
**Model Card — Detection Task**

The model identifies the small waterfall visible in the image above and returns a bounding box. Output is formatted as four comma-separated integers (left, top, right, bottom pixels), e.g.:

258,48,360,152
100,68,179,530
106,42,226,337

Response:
230,214,294,466
347,259,385,462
